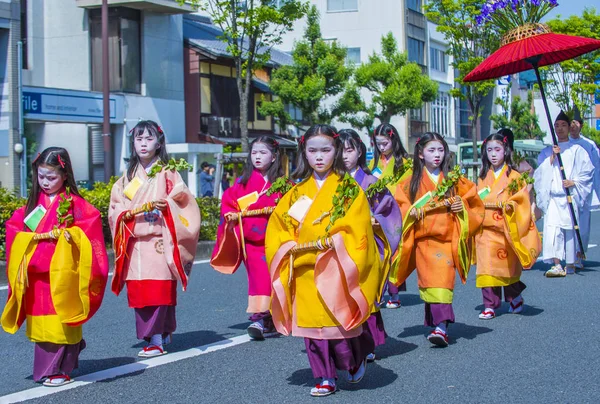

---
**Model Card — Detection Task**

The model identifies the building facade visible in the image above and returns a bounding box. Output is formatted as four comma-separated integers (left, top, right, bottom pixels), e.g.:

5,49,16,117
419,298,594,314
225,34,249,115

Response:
4,0,223,196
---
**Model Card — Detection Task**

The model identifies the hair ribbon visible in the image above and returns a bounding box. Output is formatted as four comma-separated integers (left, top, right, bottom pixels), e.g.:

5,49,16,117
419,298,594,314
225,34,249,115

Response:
503,136,508,144
300,135,305,144
332,132,339,139
273,140,279,146
157,126,164,134
57,155,65,169
387,129,394,138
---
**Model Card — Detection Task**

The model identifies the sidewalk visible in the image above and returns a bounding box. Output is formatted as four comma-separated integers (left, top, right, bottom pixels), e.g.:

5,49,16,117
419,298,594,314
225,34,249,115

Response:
0,241,216,286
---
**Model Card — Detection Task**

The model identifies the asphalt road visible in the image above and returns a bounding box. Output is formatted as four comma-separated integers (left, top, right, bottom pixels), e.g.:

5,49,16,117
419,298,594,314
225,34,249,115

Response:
1,213,600,403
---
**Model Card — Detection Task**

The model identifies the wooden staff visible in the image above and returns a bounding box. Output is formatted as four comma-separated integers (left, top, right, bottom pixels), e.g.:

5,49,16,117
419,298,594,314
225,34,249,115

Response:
287,237,334,286
224,207,276,260
411,196,461,220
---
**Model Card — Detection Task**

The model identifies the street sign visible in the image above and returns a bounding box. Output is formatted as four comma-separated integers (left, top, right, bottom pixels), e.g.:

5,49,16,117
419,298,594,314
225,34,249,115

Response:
22,86,124,124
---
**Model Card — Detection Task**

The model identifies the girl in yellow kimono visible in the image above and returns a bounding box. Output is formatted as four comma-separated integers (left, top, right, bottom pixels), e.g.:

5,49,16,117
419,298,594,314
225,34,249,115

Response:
392,132,484,347
475,133,541,320
369,123,411,308
266,124,386,397
2,147,108,386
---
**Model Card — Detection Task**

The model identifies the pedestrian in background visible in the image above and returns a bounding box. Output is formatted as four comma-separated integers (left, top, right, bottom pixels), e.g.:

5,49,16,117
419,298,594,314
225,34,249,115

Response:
200,162,215,197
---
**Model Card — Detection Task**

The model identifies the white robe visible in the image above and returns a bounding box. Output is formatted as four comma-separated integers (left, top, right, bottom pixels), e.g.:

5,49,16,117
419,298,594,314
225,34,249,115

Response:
534,141,594,262
570,135,600,251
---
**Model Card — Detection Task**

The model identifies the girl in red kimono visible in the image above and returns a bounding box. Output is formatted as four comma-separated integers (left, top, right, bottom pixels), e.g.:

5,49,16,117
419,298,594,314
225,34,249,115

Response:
109,121,201,358
211,136,284,340
2,147,108,386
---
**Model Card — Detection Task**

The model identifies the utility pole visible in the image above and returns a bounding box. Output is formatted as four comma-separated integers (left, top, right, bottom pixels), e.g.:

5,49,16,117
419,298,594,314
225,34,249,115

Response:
102,0,112,181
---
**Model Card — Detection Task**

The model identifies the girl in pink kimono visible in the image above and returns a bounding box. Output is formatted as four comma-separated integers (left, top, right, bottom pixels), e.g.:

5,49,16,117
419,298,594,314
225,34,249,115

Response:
109,121,201,358
211,136,284,340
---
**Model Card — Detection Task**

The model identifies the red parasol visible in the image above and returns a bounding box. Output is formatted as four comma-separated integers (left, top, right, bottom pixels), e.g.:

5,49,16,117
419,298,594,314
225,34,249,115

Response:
464,22,600,259
464,24,600,82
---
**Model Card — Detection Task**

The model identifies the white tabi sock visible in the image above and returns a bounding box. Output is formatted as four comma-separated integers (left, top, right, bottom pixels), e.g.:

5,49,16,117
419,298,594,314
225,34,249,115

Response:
512,295,522,306
150,334,163,348
435,322,447,334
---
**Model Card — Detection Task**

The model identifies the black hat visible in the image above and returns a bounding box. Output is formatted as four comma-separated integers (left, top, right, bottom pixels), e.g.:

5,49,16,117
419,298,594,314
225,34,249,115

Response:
555,110,570,124
573,105,583,125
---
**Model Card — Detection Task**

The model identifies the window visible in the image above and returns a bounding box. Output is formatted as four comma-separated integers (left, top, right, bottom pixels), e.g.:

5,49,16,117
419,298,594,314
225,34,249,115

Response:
327,0,358,12
346,48,361,65
285,103,303,122
407,38,425,65
430,47,447,72
431,91,450,137
457,96,472,139
410,106,426,122
90,7,141,93
407,0,422,12
20,0,28,69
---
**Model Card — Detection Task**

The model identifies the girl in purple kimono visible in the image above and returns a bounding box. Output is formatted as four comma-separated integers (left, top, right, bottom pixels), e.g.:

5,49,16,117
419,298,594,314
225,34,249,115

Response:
211,136,284,340
339,129,402,362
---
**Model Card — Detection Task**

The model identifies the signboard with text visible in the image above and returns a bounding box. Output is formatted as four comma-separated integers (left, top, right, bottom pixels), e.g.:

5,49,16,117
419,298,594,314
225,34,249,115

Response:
23,86,124,124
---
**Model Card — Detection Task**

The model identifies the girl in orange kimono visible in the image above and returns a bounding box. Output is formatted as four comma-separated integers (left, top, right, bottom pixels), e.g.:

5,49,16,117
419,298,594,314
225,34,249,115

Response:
266,125,386,397
475,133,541,320
211,136,284,340
369,123,411,308
392,132,484,347
2,147,108,386
109,121,201,358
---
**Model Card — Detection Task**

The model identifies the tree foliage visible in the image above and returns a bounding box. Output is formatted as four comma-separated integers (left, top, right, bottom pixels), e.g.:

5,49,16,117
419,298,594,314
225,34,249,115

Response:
335,33,439,131
543,7,600,118
259,5,351,127
182,0,308,151
425,0,499,160
489,91,544,139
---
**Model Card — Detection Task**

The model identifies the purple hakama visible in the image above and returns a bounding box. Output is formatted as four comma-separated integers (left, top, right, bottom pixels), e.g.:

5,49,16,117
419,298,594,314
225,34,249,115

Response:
424,303,455,327
135,305,177,341
304,330,375,379
364,311,386,347
33,340,86,382
482,281,526,309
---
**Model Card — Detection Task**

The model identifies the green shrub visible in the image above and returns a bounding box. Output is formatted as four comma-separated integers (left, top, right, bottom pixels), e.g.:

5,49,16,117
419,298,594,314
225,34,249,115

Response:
197,197,220,241
0,188,27,260
79,177,119,248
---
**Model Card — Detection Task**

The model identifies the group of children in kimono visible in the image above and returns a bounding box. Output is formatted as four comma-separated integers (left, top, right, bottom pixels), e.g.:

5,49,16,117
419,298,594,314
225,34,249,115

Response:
2,109,597,396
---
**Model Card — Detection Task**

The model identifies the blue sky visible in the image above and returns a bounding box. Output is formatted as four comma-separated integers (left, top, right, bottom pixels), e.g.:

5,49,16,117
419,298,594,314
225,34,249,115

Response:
544,2,595,19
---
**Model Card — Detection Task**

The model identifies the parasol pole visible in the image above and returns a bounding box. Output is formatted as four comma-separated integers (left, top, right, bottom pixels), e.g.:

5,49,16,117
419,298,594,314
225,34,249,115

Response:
528,56,586,259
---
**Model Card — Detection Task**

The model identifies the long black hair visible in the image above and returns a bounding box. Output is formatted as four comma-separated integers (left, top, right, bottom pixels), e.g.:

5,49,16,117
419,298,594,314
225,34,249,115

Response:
497,128,515,151
127,120,169,181
25,147,81,216
291,124,345,181
338,128,371,175
479,132,516,180
409,132,451,203
371,123,408,174
239,136,284,185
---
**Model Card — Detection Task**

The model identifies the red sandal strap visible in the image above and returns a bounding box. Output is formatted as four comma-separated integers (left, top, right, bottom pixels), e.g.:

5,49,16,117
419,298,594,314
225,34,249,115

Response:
510,300,523,310
48,374,70,381
430,330,448,341
143,345,164,353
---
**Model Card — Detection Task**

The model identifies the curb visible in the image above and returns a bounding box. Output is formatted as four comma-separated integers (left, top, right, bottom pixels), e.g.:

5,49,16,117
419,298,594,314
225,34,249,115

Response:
0,241,216,287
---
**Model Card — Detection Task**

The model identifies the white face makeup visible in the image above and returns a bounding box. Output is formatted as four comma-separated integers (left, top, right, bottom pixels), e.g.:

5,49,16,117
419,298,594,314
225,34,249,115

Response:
38,164,66,196
342,141,361,172
134,129,161,166
554,120,570,141
486,140,505,170
419,140,445,171
375,135,393,157
570,120,582,138
306,134,336,176
251,142,275,174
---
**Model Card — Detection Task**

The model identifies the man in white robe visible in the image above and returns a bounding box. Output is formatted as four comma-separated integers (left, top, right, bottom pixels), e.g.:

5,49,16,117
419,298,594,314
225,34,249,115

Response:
534,110,594,277
569,105,600,267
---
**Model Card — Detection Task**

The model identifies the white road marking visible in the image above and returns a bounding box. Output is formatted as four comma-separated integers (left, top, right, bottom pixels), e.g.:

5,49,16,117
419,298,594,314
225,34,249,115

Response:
0,334,252,403
0,259,211,292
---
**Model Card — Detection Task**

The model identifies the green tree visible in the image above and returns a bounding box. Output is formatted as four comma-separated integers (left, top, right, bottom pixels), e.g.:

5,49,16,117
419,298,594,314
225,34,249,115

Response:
335,33,439,131
182,0,308,151
489,91,544,139
543,7,600,119
259,5,351,127
425,0,499,162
